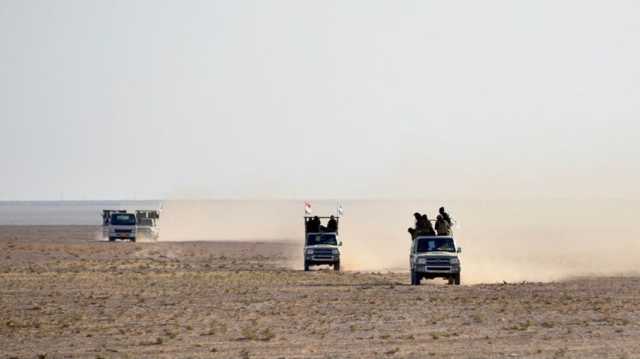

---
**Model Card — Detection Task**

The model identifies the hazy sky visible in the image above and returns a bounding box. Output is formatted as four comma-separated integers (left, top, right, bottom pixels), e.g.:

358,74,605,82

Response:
1,1,639,200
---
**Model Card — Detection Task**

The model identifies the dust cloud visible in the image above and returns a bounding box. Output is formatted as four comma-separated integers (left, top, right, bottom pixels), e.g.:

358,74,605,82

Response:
159,199,640,284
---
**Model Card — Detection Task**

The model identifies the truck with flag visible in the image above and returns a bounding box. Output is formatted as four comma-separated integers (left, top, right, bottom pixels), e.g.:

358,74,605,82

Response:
302,202,343,271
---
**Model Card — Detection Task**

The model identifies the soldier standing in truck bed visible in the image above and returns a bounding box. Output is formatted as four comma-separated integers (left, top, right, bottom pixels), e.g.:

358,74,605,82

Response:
313,216,323,232
421,214,436,236
439,207,452,226
326,216,338,232
435,215,451,236
408,212,422,239
408,212,436,239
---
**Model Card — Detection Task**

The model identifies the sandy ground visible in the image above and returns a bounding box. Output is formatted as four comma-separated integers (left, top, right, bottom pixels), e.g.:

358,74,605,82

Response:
1,226,639,359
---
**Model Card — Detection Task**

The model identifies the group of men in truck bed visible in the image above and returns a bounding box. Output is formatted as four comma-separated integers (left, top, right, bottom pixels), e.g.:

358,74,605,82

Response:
305,215,338,233
408,207,452,239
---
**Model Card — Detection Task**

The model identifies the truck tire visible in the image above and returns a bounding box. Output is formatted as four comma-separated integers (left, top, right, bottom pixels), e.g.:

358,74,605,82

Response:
453,273,461,285
304,260,310,272
333,261,340,271
108,237,116,242
130,237,136,243
410,271,421,286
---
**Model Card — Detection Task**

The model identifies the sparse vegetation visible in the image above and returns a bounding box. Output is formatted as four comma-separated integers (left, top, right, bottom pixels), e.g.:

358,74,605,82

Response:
384,347,399,355
507,320,532,331
1,227,639,358
471,312,485,324
239,325,276,341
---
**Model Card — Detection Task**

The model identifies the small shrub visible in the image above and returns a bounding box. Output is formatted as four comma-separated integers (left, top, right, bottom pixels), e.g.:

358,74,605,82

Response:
259,328,275,341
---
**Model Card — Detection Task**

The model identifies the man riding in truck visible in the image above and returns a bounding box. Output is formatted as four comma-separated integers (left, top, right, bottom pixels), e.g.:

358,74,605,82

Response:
408,212,436,239
326,216,338,232
435,215,451,236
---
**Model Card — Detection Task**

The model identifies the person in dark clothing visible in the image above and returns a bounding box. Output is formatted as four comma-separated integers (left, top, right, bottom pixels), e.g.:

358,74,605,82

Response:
413,212,422,226
311,216,322,232
408,212,422,239
439,207,452,226
416,213,428,231
326,216,338,233
422,214,436,236
435,214,451,236
409,212,438,239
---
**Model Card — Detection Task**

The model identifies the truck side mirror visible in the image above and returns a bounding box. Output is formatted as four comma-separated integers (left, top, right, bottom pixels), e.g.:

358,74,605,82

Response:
339,241,343,247
457,247,462,253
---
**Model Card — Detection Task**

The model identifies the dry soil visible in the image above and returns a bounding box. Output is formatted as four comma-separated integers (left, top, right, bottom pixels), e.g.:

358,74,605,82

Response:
1,226,639,359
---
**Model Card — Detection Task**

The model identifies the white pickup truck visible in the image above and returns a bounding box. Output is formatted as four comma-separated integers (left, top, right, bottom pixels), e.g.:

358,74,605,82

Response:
410,236,462,285
135,210,160,240
107,212,138,242
303,216,342,271
304,232,342,271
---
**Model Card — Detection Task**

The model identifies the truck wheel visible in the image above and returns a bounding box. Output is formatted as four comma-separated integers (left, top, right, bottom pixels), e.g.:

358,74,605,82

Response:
333,262,340,271
130,237,136,243
304,261,310,272
410,271,421,286
108,237,115,242
453,273,461,285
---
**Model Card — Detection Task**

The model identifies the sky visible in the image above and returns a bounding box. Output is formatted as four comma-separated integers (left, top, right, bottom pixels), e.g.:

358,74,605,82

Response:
1,0,639,201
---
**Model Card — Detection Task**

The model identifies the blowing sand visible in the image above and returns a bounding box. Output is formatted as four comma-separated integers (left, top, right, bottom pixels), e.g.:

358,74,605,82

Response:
156,200,640,283
1,225,639,359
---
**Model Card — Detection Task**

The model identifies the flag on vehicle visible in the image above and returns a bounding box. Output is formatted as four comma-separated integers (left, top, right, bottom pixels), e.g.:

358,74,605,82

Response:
304,201,312,215
337,203,344,217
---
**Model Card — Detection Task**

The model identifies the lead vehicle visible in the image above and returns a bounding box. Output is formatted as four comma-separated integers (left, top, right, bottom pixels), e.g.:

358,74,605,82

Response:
410,236,462,285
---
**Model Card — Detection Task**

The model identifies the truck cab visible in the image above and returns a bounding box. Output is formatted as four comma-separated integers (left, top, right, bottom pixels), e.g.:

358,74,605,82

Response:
303,216,342,271
410,236,462,285
107,212,137,242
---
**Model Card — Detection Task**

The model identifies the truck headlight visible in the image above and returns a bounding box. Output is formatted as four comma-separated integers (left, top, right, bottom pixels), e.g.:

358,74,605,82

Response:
332,249,338,255
449,257,460,265
306,249,314,255
416,258,426,265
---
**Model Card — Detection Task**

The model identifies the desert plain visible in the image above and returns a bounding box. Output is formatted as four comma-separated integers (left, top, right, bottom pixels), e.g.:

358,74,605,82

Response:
1,226,639,359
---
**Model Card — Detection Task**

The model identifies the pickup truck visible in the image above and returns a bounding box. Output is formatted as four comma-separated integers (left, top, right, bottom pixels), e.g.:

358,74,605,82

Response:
303,216,342,271
107,212,138,242
410,235,462,285
135,210,160,240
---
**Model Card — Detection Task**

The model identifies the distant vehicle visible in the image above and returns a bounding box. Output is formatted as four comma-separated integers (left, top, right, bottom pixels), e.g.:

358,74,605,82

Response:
106,212,138,242
410,236,462,285
135,210,160,240
303,216,342,271
101,210,126,239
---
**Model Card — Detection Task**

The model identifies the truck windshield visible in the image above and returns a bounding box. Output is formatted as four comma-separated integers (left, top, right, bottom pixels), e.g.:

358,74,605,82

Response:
416,237,455,253
307,234,337,246
111,214,136,226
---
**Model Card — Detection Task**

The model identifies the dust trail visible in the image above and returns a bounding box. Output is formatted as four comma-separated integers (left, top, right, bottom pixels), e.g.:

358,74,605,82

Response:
158,199,640,283
159,200,303,263
159,200,300,241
